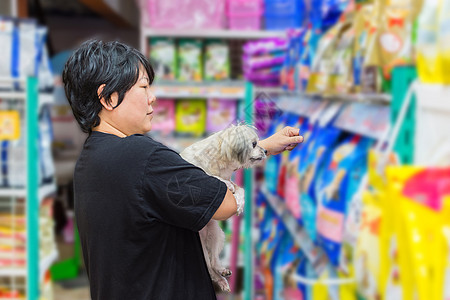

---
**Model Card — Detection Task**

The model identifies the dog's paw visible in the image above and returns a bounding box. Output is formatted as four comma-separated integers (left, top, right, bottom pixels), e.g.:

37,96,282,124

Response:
234,187,245,215
213,176,236,193
221,268,232,278
216,277,231,293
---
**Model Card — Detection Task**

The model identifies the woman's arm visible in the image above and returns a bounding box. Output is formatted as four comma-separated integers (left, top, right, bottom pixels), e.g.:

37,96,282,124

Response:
258,126,304,156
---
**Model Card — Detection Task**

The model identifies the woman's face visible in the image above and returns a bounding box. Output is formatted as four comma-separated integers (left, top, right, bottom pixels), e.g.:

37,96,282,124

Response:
111,68,156,136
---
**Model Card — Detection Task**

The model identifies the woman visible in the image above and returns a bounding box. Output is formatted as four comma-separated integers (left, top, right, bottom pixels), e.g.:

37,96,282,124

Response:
63,40,303,300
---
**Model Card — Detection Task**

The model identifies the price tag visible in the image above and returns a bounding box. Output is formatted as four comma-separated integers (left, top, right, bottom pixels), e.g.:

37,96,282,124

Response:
0,111,20,140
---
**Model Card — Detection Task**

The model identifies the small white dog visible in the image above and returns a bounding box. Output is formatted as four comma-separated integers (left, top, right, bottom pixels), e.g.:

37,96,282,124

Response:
180,124,267,292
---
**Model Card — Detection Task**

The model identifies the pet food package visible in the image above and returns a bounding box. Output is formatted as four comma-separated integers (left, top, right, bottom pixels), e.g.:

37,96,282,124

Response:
386,167,450,300
151,99,175,134
38,106,55,185
177,39,203,81
204,40,230,81
416,0,441,83
0,18,15,78
206,99,237,133
264,113,289,194
175,99,206,137
354,190,382,300
331,19,355,94
352,4,373,92
315,135,372,267
273,235,300,300
299,126,341,242
276,113,302,199
439,0,450,84
284,119,310,219
149,38,177,81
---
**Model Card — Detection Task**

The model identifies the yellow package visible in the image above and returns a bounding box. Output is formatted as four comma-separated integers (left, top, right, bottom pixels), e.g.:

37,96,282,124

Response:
440,196,450,300
355,190,382,300
386,167,450,300
175,100,206,137
0,110,20,140
417,0,442,83
439,0,450,84
310,269,356,300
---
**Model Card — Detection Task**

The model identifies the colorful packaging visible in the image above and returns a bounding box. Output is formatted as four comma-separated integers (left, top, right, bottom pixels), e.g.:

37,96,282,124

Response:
264,113,289,194
151,99,175,134
352,4,373,92
316,135,372,266
440,0,450,84
273,235,301,300
175,99,206,137
284,119,311,219
149,38,177,81
354,190,382,300
276,113,302,199
243,38,288,56
299,126,341,241
177,39,203,81
387,167,450,300
331,19,355,94
204,40,230,80
206,98,237,133
0,18,14,78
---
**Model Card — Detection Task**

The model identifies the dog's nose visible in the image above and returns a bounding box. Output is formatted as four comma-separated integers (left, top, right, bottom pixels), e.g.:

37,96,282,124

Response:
264,149,268,155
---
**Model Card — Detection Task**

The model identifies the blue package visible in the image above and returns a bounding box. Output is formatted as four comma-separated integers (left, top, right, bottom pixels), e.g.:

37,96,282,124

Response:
273,234,300,300
298,126,341,241
277,113,302,198
315,135,373,266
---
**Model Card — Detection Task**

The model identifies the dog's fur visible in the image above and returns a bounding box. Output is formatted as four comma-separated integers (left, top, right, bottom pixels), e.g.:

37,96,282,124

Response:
180,124,267,292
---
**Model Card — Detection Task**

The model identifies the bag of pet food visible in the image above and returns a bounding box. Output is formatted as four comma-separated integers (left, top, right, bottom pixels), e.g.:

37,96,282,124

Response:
149,38,177,81
273,235,301,300
175,99,206,137
284,120,313,219
261,216,286,300
299,126,341,241
204,40,230,81
177,39,203,81
206,99,237,133
387,167,450,300
331,18,355,94
316,135,372,266
151,99,175,135
277,113,302,199
264,113,288,194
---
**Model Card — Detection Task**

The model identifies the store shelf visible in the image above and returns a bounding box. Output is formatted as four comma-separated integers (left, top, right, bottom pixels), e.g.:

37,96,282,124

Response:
260,187,328,274
0,182,57,204
39,93,54,108
0,91,27,99
254,87,391,104
142,28,286,39
152,81,246,99
0,249,58,280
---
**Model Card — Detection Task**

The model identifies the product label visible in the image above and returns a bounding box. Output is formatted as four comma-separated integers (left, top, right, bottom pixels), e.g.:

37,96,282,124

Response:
0,111,20,140
317,205,344,242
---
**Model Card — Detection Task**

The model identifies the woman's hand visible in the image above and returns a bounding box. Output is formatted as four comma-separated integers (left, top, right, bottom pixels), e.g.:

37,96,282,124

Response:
258,126,304,156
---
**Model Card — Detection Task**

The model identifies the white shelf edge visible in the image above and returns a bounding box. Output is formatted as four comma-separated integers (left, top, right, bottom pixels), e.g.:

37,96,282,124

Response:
142,28,286,39
0,188,26,198
39,93,54,107
39,249,58,283
0,249,58,280
0,268,26,277
0,183,57,203
0,92,26,99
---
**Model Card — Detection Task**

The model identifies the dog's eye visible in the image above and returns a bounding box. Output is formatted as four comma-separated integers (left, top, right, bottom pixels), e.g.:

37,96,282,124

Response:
252,141,257,148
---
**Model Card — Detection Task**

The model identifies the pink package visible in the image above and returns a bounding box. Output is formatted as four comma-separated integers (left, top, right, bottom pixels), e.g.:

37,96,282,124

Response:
151,99,175,134
207,99,237,132
227,0,262,30
145,0,226,29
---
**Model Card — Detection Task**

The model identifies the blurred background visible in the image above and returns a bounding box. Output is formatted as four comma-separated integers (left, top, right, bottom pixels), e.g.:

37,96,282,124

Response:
1,0,450,299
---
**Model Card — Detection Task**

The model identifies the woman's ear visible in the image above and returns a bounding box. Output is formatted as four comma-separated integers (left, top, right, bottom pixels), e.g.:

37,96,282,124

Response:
97,84,118,111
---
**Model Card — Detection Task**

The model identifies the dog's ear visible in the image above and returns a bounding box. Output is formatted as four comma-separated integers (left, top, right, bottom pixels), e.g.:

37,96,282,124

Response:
229,125,252,165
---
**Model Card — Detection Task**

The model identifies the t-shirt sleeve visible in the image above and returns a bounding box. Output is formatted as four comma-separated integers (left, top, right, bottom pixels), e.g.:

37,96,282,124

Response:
142,144,228,231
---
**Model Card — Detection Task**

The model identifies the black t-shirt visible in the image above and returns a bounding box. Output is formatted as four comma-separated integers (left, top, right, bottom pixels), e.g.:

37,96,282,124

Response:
74,131,227,300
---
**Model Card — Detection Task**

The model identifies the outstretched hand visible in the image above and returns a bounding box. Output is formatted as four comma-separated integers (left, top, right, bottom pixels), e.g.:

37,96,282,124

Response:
258,126,304,156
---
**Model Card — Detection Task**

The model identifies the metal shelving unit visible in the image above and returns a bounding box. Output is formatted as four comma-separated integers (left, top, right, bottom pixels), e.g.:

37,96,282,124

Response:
0,77,57,300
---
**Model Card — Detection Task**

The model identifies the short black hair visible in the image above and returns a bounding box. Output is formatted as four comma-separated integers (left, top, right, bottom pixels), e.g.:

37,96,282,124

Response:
62,40,155,133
